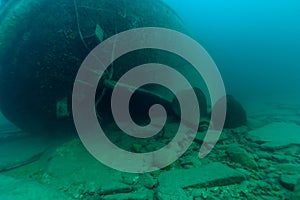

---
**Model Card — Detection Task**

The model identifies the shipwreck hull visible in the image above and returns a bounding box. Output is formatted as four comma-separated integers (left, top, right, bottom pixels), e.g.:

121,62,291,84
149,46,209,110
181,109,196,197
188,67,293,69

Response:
0,0,192,135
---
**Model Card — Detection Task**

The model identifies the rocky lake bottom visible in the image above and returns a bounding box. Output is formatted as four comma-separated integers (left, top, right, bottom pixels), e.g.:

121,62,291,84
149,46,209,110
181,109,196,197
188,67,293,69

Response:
1,101,300,200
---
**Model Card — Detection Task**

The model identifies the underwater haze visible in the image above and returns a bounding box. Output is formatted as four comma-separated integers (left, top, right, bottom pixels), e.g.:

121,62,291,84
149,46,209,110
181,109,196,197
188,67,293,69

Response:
164,0,300,104
1,0,300,199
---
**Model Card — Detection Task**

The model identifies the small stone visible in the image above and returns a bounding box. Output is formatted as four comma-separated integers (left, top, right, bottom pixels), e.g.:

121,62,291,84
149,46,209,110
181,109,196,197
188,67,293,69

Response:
272,184,281,192
226,145,258,170
158,162,246,189
257,181,271,191
102,190,152,200
0,175,71,200
247,142,260,148
291,178,300,200
257,159,271,169
121,174,139,185
191,189,219,200
131,143,143,153
179,156,194,167
275,164,300,175
259,195,278,200
231,126,249,134
246,123,300,148
261,141,291,151
99,182,132,195
256,151,272,160
265,167,278,175
139,174,157,189
279,175,300,191
190,188,205,198
247,118,266,129
156,187,188,200
285,146,300,156
195,130,228,143
271,154,290,163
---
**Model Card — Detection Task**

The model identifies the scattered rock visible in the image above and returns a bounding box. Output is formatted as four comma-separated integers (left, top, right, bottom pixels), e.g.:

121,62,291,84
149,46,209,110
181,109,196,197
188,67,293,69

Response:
190,189,218,200
0,175,71,200
246,123,300,150
247,142,260,149
195,130,228,143
198,118,210,132
121,174,139,185
271,154,290,163
275,164,300,175
158,162,246,190
257,159,271,169
156,187,188,200
139,174,157,189
284,146,300,157
102,190,153,200
256,151,272,160
261,142,291,151
99,182,132,195
291,178,300,200
2,103,299,199
179,155,202,169
247,118,266,129
45,139,123,194
279,175,300,191
230,126,249,134
179,155,194,167
226,145,258,170
131,143,143,153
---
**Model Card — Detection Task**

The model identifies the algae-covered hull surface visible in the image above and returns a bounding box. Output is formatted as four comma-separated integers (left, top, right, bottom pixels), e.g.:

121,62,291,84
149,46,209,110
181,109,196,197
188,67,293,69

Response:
0,0,187,134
